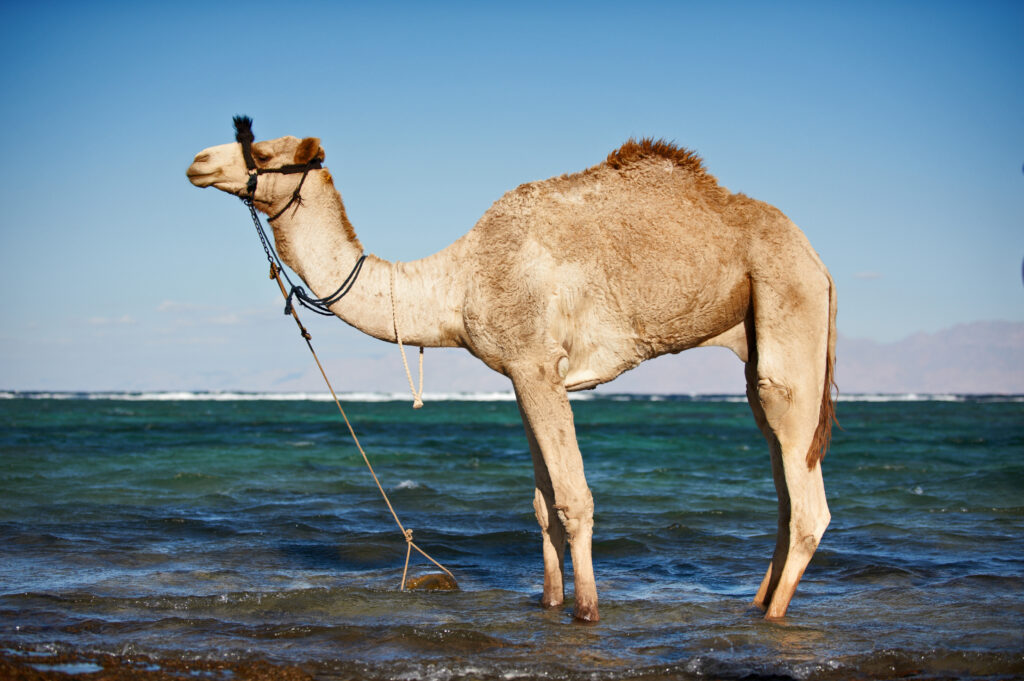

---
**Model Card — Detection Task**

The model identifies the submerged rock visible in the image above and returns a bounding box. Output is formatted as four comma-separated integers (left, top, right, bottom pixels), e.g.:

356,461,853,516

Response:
405,573,459,591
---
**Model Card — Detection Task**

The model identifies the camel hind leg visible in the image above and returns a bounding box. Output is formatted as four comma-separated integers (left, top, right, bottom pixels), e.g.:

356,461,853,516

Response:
745,273,833,619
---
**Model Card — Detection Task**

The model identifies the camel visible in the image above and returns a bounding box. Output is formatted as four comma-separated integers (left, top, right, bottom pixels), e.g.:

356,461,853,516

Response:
187,124,837,622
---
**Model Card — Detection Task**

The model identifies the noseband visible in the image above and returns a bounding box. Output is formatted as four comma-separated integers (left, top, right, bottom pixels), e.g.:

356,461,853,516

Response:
232,115,365,317
233,115,323,221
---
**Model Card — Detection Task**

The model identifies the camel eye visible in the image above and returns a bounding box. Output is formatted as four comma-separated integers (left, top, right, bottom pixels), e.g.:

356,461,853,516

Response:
254,150,272,163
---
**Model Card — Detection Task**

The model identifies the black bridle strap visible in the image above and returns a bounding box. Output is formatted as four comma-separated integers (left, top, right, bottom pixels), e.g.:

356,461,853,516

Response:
265,159,322,222
257,162,320,176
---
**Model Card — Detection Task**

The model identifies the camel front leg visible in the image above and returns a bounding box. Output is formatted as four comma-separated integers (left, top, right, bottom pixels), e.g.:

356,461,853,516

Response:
511,366,599,622
519,404,567,608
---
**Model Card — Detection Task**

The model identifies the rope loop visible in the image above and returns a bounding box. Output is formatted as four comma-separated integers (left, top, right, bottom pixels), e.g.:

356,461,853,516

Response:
390,262,426,409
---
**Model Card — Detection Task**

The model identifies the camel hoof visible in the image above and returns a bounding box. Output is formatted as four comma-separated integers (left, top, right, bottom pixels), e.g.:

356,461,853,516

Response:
573,603,600,623
540,596,563,609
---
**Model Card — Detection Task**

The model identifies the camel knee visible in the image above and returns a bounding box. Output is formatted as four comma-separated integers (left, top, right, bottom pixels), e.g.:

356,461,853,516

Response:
808,506,831,546
794,532,820,556
756,377,792,423
791,506,830,557
553,489,594,542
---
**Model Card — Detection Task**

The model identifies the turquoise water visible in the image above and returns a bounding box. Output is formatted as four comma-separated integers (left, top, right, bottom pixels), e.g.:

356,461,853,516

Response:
1,394,1022,680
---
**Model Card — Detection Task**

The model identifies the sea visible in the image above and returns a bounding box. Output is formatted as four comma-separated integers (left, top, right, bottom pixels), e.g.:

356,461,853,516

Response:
1,391,1022,680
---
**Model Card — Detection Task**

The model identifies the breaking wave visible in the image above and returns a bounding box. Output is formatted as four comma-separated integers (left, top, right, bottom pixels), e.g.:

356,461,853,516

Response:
2,390,1021,402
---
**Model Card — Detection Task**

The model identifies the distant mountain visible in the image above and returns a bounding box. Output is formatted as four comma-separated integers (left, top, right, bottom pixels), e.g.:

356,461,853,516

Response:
272,320,1024,395
836,321,1024,394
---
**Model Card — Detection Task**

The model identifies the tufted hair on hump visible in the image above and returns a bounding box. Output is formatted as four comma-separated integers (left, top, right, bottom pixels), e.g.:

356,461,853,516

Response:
602,137,724,199
605,137,706,173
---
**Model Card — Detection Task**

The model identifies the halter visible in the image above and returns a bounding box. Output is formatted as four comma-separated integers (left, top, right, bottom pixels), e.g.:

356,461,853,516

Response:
232,115,366,317
233,115,324,221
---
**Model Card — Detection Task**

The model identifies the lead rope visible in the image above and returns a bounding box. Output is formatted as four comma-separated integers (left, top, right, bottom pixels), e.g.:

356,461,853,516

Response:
390,262,425,409
267,261,455,589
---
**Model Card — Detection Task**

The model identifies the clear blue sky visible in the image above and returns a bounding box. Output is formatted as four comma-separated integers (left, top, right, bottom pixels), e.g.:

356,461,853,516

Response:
1,1,1021,391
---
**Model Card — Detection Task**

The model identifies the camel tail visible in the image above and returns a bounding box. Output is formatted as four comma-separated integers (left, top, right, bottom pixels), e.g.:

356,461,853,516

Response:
807,274,838,470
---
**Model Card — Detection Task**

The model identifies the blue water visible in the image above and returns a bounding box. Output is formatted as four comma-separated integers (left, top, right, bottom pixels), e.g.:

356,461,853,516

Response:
1,393,1022,680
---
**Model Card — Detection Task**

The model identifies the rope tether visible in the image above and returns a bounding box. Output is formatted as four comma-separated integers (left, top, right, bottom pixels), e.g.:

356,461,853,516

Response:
390,262,425,409
267,261,455,590
232,114,449,588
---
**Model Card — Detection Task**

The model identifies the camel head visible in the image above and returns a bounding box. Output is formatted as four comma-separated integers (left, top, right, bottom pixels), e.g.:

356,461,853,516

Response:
187,118,325,210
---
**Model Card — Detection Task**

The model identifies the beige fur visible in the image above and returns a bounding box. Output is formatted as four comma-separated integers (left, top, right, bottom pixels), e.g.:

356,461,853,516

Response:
188,134,838,621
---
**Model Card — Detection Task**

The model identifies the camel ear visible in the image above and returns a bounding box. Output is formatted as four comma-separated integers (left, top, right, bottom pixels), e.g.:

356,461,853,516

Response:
294,137,324,164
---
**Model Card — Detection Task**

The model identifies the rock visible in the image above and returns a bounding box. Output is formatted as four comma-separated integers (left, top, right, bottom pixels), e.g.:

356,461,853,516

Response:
405,573,459,591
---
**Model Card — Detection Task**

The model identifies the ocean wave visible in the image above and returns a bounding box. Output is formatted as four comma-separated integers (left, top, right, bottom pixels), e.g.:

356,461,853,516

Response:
836,392,966,402
0,390,523,402
0,391,589,401
1,390,1021,403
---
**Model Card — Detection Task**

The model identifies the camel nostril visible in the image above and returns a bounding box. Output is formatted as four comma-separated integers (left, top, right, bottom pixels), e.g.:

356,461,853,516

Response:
193,153,210,164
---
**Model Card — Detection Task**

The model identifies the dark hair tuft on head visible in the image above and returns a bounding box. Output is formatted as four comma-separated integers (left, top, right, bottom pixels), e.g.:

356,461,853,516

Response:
233,115,254,144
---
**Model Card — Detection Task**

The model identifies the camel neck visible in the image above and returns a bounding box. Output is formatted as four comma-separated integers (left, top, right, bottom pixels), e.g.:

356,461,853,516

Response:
266,171,467,348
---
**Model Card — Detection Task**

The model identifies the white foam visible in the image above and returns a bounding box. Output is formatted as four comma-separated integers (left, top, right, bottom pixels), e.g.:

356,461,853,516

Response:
836,393,964,402
1,391,1020,402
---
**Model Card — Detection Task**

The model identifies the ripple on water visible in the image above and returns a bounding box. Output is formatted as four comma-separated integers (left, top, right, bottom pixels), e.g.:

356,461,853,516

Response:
1,397,1022,679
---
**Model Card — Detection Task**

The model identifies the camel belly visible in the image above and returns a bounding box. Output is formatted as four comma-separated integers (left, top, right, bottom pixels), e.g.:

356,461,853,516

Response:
551,265,750,391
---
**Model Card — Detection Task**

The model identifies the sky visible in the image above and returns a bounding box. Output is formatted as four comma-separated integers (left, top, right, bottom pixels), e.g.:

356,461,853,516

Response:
0,1,1021,392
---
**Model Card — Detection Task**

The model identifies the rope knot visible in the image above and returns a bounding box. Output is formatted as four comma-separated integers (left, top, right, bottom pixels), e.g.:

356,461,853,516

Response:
404,529,414,543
